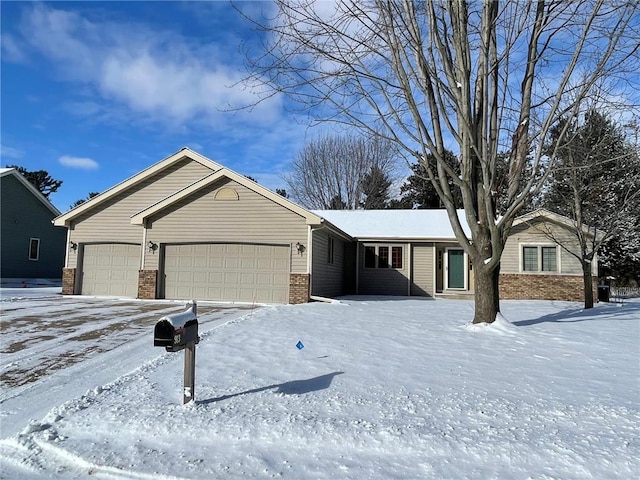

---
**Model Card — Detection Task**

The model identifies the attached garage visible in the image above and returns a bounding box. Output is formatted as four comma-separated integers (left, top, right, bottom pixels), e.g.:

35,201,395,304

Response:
54,148,339,304
162,243,290,303
80,243,140,297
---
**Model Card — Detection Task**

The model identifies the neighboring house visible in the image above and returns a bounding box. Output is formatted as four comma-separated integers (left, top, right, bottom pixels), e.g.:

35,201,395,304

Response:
53,148,596,303
1,168,66,279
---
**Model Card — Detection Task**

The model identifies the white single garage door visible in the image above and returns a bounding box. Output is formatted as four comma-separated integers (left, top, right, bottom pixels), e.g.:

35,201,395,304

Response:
163,243,290,303
81,243,140,297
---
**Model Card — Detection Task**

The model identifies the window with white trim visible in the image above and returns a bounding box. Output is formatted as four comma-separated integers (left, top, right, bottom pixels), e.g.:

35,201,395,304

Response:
522,245,557,272
29,238,40,261
364,245,403,269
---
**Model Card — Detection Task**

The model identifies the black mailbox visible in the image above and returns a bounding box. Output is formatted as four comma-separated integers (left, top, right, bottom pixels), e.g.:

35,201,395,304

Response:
154,302,199,352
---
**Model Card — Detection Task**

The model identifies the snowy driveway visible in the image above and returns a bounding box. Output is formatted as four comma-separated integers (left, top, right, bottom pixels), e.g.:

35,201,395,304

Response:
0,293,256,438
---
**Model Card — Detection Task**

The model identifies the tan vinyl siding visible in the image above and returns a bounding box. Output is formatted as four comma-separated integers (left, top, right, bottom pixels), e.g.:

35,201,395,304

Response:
311,229,345,298
358,242,409,295
68,159,212,268
503,220,591,275
67,243,79,270
144,179,308,273
411,243,434,296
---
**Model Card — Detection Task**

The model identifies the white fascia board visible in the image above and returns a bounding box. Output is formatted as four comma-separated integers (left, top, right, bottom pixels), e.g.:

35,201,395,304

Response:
1,168,61,216
354,236,464,243
130,168,327,226
53,147,221,227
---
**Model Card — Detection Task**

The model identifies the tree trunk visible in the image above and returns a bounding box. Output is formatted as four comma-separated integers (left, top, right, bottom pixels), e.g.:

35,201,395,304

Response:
582,262,594,309
492,263,501,315
473,263,500,324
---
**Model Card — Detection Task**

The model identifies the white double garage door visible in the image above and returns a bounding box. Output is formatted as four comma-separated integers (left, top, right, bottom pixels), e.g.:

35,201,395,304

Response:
81,243,290,303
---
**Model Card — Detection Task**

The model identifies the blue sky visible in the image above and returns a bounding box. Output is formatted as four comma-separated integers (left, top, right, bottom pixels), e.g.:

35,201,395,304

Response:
1,1,321,212
2,2,638,213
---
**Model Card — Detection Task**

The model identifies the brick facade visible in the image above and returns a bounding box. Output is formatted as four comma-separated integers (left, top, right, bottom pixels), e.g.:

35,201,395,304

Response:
289,273,310,304
499,273,598,302
62,268,76,295
138,270,158,299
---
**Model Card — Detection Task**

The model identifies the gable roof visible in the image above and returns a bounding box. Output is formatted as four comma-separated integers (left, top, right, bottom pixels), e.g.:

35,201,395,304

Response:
0,168,61,216
512,208,600,239
130,167,339,229
53,148,221,227
313,209,472,241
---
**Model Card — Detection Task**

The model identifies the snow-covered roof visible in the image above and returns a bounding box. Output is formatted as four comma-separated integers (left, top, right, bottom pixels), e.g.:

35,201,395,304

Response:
313,209,471,240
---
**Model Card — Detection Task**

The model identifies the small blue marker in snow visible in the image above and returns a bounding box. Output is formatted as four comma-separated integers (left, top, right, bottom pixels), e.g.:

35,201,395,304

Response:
296,341,304,350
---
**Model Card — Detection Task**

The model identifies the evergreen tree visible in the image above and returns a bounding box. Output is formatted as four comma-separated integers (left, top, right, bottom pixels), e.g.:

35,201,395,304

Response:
6,165,62,199
599,219,640,286
394,151,463,209
360,165,392,209
70,192,100,209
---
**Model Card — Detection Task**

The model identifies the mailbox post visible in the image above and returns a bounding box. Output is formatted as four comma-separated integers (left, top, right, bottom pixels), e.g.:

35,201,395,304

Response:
183,339,196,404
154,301,199,404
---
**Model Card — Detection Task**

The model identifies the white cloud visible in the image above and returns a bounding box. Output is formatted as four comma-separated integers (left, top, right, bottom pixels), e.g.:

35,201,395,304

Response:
0,34,28,63
14,4,283,127
59,155,99,170
0,144,25,160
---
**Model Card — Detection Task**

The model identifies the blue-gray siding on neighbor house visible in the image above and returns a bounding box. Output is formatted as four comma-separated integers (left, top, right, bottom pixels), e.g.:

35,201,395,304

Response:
1,175,66,278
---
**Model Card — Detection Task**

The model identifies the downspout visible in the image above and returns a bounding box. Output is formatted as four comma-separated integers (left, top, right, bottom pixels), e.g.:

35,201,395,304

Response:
433,244,437,297
407,242,412,296
356,242,360,295
140,221,148,270
310,294,336,303
64,227,71,268
307,225,316,297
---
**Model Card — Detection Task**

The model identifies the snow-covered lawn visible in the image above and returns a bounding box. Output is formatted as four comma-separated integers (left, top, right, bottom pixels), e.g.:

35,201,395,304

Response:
1,294,638,479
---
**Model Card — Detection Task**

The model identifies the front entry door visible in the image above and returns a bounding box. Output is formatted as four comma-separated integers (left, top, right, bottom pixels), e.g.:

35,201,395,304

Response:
447,249,465,289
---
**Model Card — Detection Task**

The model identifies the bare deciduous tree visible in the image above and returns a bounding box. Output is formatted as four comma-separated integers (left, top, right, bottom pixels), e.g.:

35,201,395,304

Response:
283,133,399,209
243,0,639,323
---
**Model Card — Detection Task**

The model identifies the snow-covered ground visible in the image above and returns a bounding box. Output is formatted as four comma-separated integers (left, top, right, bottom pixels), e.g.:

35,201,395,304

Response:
1,292,638,479
0,278,62,302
